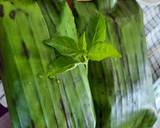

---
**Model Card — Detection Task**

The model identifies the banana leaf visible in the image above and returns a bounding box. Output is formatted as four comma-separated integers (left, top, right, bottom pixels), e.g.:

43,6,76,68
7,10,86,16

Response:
73,0,157,127
0,0,158,128
0,1,95,128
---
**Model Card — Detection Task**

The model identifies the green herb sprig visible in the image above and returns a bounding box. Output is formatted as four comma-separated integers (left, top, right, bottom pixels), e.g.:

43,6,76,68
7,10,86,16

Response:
44,15,121,78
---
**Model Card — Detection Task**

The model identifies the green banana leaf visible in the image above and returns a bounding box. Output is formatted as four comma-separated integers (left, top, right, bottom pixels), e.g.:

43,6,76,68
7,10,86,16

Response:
0,0,158,128
73,0,157,128
0,1,95,128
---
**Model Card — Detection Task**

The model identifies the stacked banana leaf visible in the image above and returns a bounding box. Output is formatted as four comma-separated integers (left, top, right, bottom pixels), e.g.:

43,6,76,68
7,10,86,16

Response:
73,0,157,128
0,0,95,128
0,0,158,128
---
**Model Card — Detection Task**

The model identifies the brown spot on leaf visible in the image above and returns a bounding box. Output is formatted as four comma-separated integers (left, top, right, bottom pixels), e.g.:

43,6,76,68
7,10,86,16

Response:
22,41,30,59
10,1,14,5
31,119,35,128
9,10,16,19
66,0,73,10
0,4,4,17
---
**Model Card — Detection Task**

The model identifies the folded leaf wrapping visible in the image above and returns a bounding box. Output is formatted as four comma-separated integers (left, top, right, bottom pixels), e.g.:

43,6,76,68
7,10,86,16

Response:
0,0,157,128
0,1,95,128
74,0,157,127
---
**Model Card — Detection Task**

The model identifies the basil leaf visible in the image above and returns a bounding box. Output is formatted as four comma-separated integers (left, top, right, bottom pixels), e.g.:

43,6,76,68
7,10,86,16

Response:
92,15,106,43
44,36,80,57
88,41,121,61
78,32,87,51
47,56,78,78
